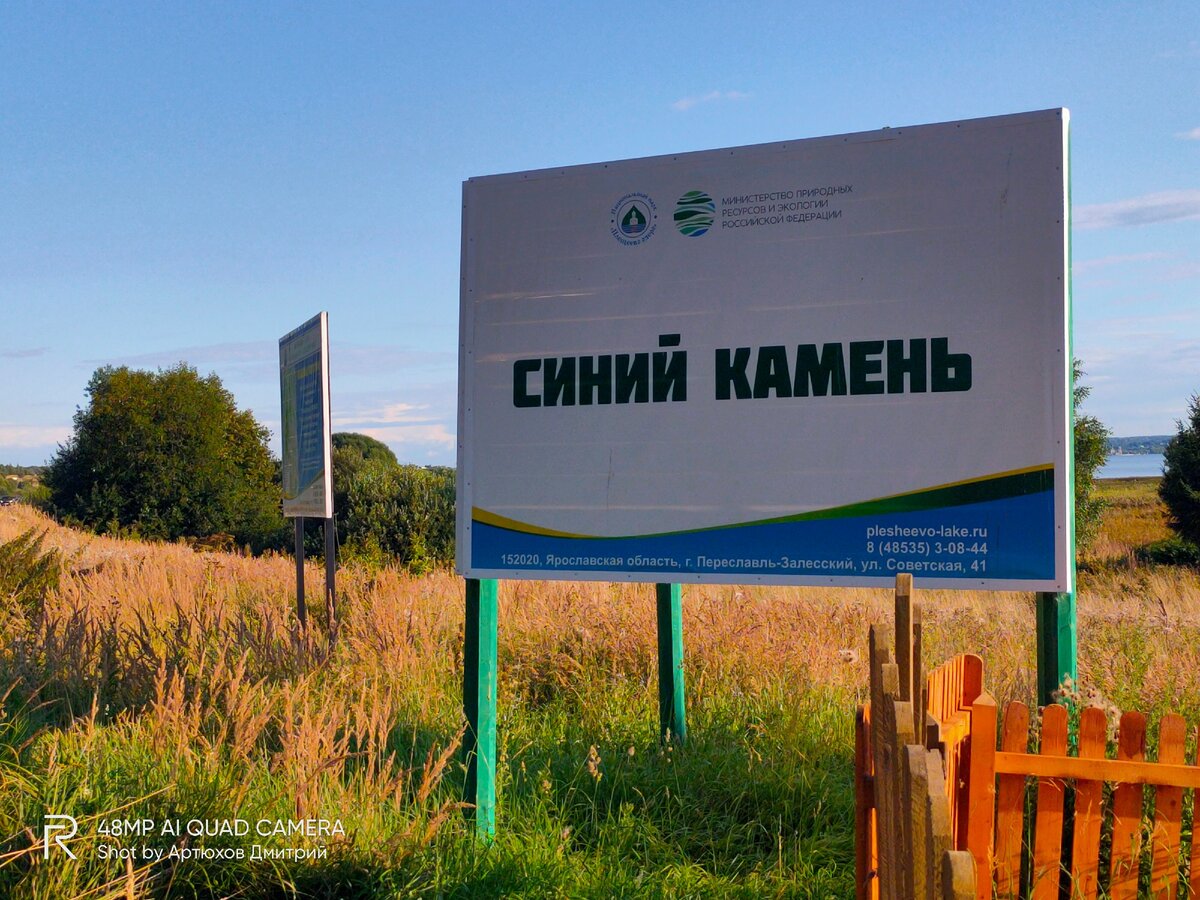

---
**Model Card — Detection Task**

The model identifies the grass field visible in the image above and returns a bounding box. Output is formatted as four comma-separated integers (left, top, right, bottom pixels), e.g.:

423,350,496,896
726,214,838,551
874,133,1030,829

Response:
1,481,1199,898
1083,477,1174,568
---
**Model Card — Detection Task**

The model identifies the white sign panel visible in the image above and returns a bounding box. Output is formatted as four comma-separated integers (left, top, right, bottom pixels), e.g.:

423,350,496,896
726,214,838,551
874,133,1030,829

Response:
280,312,333,518
458,109,1071,591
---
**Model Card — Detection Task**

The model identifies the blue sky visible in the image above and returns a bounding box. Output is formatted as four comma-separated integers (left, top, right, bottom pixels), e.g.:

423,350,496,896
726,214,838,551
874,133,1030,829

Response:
2,2,1197,466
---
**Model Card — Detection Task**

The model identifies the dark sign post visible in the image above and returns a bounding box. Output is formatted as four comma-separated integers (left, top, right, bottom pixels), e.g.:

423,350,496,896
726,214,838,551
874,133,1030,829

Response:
295,519,307,631
1036,591,1077,705
463,578,498,838
656,583,686,745
325,520,337,642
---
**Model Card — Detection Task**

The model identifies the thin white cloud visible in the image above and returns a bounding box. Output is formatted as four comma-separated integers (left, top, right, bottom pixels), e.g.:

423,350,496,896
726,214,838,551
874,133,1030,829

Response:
1,347,50,359
331,391,457,462
1075,190,1200,229
1159,41,1200,60
1090,308,1200,333
0,424,71,448
355,424,455,447
333,402,437,428
1161,261,1200,282
88,342,452,381
1073,251,1169,274
1177,127,1200,141
1074,324,1200,435
672,90,751,112
351,424,457,464
100,341,274,366
335,345,454,375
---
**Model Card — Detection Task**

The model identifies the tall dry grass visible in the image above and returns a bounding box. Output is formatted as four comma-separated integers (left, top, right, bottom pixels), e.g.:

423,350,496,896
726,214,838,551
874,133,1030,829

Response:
1082,476,1173,566
2,487,1200,896
0,507,469,897
4,496,1200,743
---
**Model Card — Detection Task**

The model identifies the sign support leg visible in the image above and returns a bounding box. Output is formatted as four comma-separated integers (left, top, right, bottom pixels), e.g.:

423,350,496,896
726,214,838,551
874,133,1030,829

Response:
324,517,336,644
1035,591,1076,706
464,578,498,839
294,516,307,632
656,583,686,745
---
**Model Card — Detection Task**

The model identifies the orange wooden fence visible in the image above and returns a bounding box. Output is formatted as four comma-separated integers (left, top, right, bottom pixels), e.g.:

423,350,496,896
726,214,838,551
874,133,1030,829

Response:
969,700,1200,899
856,573,976,899
858,574,1200,900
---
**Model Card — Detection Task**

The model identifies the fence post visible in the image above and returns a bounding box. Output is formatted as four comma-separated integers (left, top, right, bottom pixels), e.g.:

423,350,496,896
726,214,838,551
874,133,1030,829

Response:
943,853,977,899
895,574,914,703
905,745,930,900
855,706,875,899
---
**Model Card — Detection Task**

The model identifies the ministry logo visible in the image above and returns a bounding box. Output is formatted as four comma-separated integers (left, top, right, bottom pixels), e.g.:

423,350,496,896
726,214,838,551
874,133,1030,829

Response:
610,193,658,246
673,190,715,236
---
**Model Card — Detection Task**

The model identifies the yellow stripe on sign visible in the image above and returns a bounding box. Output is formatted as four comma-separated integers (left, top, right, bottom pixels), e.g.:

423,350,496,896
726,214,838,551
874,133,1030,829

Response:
471,508,592,538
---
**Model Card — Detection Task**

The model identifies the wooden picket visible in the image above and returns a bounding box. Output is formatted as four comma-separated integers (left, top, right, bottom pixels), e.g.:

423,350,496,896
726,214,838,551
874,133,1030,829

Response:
925,650,983,848
1070,706,1107,897
1152,714,1187,897
857,574,1200,900
993,702,1028,896
1029,703,1067,900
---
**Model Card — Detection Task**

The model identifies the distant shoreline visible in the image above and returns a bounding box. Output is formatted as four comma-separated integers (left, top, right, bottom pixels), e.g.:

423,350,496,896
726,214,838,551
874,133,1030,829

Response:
1108,435,1171,455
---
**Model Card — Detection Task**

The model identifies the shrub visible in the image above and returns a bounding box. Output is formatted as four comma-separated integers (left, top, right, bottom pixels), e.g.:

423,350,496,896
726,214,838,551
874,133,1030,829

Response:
324,433,455,571
1136,536,1200,567
0,529,61,620
341,462,455,571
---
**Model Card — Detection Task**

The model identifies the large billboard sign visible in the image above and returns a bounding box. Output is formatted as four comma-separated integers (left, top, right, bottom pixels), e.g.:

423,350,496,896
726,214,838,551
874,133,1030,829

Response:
458,109,1071,590
280,312,333,519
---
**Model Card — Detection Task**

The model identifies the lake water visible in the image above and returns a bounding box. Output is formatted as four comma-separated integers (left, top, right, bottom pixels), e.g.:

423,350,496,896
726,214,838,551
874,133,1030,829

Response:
1097,453,1164,480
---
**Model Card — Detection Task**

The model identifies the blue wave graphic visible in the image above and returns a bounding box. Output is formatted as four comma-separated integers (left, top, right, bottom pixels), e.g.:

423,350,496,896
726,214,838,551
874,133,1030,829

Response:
471,490,1056,582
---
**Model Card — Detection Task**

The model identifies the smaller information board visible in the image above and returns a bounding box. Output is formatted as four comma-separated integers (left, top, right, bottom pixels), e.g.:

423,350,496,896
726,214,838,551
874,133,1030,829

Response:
279,312,332,518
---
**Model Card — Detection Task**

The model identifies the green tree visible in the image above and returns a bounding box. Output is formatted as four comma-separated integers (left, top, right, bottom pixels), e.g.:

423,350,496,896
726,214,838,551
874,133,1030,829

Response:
45,365,286,550
1073,360,1110,549
331,432,397,466
1160,394,1200,547
296,432,404,558
330,432,398,529
339,462,455,571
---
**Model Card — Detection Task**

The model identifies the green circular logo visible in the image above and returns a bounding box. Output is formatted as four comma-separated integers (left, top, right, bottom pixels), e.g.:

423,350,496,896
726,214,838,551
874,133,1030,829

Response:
674,190,716,237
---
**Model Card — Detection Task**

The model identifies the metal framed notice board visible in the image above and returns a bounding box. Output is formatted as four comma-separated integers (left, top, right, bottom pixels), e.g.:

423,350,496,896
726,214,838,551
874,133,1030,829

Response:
458,109,1072,593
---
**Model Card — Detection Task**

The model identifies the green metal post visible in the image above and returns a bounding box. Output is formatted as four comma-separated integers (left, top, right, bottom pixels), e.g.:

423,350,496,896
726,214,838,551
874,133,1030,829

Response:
463,578,498,839
1035,591,1077,706
655,583,686,745
1039,115,1080,708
